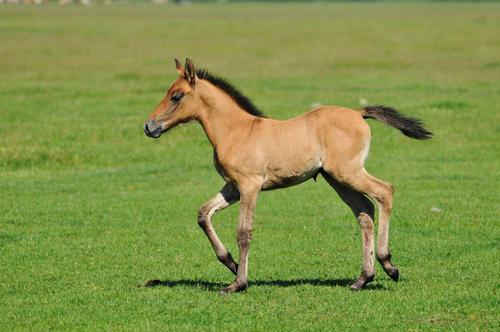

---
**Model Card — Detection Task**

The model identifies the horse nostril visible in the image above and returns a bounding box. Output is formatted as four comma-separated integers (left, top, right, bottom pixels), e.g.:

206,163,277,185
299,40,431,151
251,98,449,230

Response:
144,120,163,138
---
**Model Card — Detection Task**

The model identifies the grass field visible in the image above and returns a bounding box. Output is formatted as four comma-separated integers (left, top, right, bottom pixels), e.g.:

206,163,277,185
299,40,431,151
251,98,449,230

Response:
1,2,499,330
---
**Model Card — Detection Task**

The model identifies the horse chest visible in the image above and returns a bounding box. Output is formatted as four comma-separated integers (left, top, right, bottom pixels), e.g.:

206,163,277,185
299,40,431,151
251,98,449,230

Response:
213,152,231,181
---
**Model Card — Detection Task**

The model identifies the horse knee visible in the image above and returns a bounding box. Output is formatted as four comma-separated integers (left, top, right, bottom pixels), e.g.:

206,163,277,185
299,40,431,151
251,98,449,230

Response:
358,212,373,228
197,205,210,229
358,212,374,230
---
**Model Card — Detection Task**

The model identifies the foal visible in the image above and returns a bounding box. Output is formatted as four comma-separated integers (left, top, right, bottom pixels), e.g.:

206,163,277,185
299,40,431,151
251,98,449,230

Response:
144,59,432,294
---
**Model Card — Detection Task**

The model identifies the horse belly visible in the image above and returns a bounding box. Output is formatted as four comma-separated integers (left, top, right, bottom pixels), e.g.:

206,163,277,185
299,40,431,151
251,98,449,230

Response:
261,159,322,191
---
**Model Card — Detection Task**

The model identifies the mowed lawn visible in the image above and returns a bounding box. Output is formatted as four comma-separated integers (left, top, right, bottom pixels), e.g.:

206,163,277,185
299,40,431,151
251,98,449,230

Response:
0,2,499,330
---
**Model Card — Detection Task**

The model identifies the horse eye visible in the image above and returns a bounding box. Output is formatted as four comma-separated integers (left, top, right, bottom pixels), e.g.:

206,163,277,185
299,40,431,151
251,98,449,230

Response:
171,93,183,103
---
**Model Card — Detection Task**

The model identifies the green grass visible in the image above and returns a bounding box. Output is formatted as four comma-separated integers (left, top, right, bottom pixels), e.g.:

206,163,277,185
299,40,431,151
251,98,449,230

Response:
1,2,499,330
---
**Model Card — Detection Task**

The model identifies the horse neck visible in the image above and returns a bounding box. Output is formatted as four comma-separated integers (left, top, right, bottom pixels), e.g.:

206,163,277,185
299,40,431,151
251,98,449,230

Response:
195,81,255,152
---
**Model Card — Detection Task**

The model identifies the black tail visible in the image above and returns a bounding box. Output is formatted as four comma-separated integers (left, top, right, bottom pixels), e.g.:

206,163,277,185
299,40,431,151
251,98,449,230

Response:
361,105,433,140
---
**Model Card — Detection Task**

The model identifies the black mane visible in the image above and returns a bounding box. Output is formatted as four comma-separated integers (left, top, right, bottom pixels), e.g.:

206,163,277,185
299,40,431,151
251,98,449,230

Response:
196,69,266,118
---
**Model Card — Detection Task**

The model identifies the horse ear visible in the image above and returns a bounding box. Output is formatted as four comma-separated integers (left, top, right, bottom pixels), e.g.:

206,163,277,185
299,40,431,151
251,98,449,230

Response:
184,58,197,85
174,58,185,77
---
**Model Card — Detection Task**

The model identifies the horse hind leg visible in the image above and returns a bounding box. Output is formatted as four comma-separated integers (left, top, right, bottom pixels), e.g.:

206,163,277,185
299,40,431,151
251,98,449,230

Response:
371,176,399,282
332,168,400,283
322,171,376,290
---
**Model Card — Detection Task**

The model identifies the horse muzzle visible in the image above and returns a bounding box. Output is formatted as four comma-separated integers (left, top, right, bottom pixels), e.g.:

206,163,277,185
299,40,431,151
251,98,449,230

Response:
144,120,163,139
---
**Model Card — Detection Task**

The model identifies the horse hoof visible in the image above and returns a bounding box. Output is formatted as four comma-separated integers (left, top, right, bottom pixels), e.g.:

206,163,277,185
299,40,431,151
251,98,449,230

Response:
219,289,231,296
350,273,374,291
350,282,363,291
219,282,247,295
390,267,399,282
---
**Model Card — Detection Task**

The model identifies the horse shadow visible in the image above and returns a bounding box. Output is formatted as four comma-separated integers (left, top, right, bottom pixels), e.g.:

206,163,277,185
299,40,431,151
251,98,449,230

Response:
142,278,386,291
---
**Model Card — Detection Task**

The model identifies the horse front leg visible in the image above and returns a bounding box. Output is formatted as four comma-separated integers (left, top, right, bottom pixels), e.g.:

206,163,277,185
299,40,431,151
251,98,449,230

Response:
220,182,260,294
198,182,240,274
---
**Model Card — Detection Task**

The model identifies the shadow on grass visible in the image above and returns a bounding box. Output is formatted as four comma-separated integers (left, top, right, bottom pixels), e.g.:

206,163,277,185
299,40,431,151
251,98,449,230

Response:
142,278,386,291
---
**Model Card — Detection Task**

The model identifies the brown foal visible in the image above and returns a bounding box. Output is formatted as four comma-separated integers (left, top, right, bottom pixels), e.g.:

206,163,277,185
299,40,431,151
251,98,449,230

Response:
144,59,432,294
